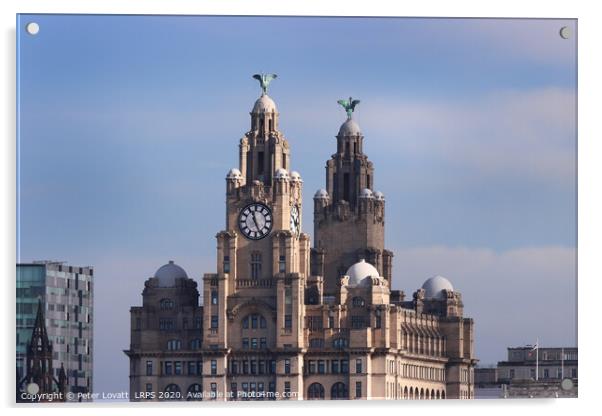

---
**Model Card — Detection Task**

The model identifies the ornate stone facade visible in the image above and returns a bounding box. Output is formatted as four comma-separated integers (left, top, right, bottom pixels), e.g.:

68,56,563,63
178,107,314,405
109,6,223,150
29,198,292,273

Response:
125,77,477,401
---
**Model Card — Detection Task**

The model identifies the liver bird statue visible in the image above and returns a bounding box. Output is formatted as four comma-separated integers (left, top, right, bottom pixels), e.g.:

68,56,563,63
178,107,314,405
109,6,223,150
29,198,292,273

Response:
337,97,360,119
253,73,278,95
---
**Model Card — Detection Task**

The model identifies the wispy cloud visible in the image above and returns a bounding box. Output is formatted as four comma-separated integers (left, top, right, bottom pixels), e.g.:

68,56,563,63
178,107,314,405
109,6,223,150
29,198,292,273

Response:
392,245,577,364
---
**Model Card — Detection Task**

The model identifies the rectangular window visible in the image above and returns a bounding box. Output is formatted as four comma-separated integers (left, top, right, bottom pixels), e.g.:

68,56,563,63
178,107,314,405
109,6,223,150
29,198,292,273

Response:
282,152,286,169
164,361,172,376
257,151,264,175
231,360,238,375
211,315,218,329
328,316,334,329
285,287,292,305
146,360,153,376
259,360,265,375
243,360,249,375
210,383,217,400
211,290,218,305
343,173,350,201
251,360,257,375
318,360,325,374
174,361,182,375
331,360,339,374
284,382,290,400
270,360,276,374
197,361,203,375
260,337,267,349
145,383,152,394
223,256,230,273
211,360,217,375
188,361,196,375
251,338,258,349
242,338,249,349
309,360,316,374
251,315,258,328
251,253,262,280
231,383,238,400
279,255,286,273
285,359,291,374
356,381,362,399
351,316,365,329
544,369,549,379
284,314,292,329
356,359,363,374
341,359,349,374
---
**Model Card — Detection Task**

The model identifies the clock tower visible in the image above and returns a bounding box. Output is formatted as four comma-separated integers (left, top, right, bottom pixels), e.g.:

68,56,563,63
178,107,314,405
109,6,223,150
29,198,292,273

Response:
201,74,309,398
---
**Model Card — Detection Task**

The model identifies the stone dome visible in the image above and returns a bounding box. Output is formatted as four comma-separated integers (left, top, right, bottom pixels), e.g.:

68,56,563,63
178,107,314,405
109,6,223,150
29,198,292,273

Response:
346,259,380,287
226,168,242,180
314,189,329,199
359,188,373,199
422,275,454,300
374,191,385,201
338,119,361,136
275,168,289,180
290,171,302,182
154,261,188,287
252,94,277,113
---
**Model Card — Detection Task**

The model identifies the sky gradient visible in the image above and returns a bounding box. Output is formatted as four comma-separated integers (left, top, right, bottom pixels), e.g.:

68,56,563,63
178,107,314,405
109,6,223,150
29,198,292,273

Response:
17,15,577,395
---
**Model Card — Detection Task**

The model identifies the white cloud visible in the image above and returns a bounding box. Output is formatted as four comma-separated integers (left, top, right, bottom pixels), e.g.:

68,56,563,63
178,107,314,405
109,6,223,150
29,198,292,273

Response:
392,245,577,365
359,87,576,188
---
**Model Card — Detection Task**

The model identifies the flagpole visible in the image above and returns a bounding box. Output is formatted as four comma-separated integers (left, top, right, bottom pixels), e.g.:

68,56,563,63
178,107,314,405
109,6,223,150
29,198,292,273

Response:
535,338,539,381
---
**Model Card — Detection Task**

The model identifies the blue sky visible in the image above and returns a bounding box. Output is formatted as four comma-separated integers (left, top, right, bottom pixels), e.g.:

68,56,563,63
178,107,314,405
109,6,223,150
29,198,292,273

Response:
17,15,576,395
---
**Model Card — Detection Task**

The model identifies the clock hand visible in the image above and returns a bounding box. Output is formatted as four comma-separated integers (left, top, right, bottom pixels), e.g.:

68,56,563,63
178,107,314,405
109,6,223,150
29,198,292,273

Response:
252,211,260,231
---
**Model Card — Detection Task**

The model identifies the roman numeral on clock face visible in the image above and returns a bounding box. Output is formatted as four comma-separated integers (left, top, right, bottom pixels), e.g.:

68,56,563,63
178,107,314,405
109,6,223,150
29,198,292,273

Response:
238,202,273,240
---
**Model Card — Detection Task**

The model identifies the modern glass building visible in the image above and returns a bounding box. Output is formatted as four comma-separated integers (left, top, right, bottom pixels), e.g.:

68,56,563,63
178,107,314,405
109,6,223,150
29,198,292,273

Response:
16,262,94,400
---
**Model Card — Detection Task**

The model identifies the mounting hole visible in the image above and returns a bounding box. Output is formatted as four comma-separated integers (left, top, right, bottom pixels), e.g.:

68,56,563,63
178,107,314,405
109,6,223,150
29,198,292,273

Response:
26,22,40,35
559,26,570,39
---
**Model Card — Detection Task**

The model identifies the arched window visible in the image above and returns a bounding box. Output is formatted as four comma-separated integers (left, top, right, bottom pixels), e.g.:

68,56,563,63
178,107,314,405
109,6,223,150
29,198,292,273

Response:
186,384,203,401
330,382,348,399
352,297,365,307
307,383,325,400
189,339,201,350
160,298,174,310
167,339,181,350
163,384,181,400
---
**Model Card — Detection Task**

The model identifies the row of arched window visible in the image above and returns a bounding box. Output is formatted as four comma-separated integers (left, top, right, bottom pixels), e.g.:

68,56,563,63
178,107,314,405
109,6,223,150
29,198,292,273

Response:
159,383,445,401
386,359,445,381
396,386,445,400
307,382,348,399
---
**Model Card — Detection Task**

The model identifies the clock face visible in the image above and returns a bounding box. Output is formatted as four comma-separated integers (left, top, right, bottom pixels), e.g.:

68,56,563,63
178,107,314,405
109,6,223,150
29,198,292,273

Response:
238,203,273,240
290,205,300,238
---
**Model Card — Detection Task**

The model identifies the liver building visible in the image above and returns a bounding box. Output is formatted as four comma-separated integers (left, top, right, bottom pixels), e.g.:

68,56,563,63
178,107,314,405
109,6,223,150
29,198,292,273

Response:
125,74,476,401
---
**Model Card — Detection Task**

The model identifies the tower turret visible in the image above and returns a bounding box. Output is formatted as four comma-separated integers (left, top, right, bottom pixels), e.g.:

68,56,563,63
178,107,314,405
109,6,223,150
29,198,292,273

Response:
313,98,392,296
